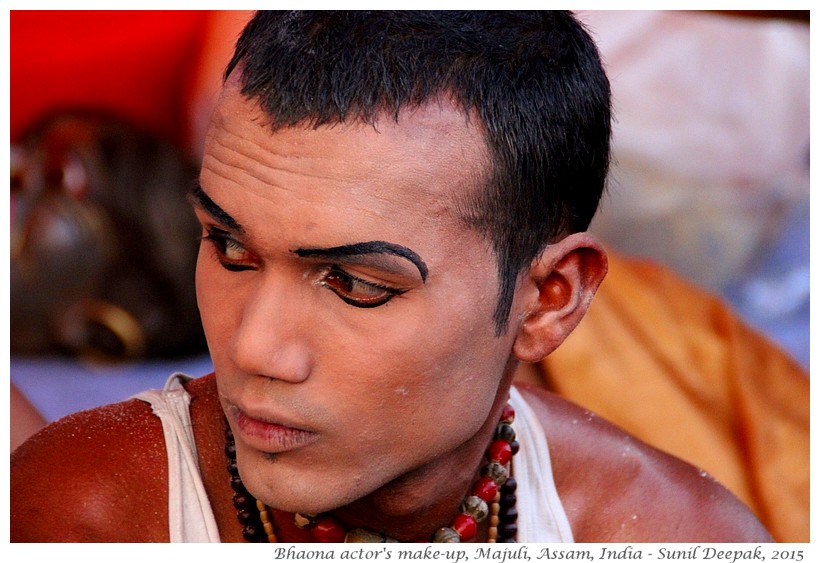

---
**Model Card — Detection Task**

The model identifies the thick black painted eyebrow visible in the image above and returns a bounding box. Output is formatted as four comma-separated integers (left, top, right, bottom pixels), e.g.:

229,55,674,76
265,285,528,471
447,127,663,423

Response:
188,182,244,233
294,242,428,282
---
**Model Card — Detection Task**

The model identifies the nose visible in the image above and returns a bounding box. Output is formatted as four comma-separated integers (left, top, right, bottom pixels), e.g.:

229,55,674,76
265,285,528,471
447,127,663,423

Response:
228,274,313,384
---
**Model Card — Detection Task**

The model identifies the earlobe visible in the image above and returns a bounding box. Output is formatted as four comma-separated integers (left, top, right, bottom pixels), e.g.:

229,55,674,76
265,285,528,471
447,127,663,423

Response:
512,233,607,363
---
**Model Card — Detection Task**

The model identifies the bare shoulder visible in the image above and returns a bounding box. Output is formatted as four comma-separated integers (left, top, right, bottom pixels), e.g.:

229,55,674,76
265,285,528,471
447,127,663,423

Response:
515,384,773,542
11,392,169,541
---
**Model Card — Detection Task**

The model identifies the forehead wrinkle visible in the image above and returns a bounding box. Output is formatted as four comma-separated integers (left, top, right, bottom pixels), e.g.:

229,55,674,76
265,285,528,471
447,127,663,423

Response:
207,127,458,230
212,88,384,184
202,146,394,238
210,119,383,191
203,132,304,202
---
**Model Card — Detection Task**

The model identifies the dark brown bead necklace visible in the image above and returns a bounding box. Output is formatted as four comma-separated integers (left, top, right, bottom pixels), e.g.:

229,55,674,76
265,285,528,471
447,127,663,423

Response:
224,410,519,543
225,428,269,542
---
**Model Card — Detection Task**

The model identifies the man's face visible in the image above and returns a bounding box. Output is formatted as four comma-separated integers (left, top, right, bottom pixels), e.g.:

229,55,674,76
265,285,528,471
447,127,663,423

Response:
195,82,526,514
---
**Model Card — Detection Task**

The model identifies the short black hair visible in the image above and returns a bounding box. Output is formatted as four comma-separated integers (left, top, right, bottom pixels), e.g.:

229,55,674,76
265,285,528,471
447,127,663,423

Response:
226,11,611,334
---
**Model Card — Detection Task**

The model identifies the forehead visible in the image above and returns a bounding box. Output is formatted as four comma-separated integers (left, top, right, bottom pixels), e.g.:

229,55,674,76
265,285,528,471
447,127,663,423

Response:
204,82,490,223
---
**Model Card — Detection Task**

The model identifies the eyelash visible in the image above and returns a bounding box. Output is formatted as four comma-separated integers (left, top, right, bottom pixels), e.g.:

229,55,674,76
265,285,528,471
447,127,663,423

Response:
200,227,406,308
200,227,256,271
320,267,407,308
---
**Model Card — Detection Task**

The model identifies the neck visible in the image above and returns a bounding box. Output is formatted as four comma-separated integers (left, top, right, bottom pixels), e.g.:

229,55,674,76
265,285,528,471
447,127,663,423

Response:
320,370,518,542
332,428,491,541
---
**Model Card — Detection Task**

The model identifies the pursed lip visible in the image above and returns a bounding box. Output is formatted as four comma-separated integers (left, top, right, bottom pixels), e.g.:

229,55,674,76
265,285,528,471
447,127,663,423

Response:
228,403,319,453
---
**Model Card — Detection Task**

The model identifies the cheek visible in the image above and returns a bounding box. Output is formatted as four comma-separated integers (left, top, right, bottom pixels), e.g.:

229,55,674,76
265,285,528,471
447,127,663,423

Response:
327,318,510,455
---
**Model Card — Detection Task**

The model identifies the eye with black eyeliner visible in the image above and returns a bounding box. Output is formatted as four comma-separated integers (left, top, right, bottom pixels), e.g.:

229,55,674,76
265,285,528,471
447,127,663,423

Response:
200,227,258,272
320,266,407,308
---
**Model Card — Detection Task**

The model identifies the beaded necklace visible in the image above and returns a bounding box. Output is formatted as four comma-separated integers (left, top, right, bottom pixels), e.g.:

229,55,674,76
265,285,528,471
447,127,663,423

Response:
225,403,519,543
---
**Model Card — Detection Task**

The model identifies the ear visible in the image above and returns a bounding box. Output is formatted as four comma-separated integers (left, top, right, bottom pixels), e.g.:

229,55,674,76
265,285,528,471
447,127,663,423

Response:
512,233,607,363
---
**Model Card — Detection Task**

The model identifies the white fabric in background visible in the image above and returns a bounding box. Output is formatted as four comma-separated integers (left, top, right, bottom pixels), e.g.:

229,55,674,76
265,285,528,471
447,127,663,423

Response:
577,11,809,291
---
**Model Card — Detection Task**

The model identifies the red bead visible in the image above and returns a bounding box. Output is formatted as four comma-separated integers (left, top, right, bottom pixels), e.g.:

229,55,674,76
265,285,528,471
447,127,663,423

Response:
472,476,498,502
500,404,516,424
452,514,477,541
311,515,347,542
488,439,513,464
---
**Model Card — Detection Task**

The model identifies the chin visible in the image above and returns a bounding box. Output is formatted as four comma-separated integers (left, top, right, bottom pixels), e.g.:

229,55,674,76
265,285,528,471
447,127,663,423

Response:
239,453,372,516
